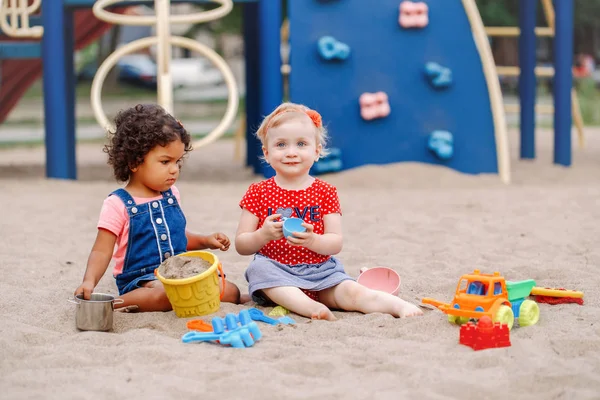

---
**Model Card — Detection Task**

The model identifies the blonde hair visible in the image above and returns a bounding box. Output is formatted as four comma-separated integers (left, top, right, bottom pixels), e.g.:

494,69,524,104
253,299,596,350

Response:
255,102,330,158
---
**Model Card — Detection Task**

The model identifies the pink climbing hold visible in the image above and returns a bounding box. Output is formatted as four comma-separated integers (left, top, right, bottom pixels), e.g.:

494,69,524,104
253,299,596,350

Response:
359,92,391,121
399,1,429,29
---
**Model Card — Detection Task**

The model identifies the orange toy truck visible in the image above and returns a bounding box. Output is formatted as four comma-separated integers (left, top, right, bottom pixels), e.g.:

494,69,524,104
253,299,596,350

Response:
422,270,540,330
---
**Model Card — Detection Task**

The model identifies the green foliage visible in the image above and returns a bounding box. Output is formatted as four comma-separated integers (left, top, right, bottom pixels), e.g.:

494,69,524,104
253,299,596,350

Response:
573,0,600,28
575,78,600,125
477,0,518,26
478,0,600,30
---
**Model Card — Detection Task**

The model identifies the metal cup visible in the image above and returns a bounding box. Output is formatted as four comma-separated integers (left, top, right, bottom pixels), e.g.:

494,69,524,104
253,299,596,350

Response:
69,293,123,331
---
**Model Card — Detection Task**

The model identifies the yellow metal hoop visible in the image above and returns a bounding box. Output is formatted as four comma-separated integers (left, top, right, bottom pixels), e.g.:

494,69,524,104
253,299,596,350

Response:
92,0,232,26
90,35,239,149
0,0,43,38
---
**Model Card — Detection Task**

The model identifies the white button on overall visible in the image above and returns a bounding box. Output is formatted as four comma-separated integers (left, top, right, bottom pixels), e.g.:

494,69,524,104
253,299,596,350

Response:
161,234,167,241
168,198,174,204
164,252,171,258
156,218,163,224
152,202,159,208
131,207,138,214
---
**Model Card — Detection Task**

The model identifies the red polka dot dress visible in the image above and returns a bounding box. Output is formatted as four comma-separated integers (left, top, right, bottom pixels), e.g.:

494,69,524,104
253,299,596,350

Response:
239,177,354,301
240,177,341,265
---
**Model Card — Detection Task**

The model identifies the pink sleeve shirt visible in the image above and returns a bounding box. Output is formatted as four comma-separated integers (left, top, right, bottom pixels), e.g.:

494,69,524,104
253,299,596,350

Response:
97,186,182,276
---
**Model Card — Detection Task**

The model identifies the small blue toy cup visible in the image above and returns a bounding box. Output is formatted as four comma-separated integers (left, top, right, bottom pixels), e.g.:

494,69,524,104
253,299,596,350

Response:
283,218,306,239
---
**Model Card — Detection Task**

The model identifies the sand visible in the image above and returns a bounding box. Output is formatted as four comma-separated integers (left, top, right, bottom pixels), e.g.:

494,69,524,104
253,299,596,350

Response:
158,256,212,280
0,128,599,399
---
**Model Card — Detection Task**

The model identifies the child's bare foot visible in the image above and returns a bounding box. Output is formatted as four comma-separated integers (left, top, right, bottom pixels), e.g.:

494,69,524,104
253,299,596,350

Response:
311,306,337,321
397,301,423,318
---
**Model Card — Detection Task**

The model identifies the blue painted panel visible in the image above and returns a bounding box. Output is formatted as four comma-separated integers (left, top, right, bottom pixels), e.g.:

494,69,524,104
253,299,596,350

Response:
288,0,498,175
0,42,41,59
63,0,257,6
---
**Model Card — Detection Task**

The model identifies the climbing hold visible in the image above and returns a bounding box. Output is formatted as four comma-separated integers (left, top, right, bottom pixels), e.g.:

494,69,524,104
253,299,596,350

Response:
424,62,453,89
399,1,429,29
317,36,351,61
311,148,343,175
428,131,454,161
359,92,390,121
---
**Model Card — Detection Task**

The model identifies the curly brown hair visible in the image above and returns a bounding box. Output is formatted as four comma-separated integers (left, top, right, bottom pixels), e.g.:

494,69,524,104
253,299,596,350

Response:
104,104,192,182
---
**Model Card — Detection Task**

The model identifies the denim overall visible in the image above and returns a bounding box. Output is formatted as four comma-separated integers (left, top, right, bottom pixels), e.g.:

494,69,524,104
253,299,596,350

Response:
112,188,187,295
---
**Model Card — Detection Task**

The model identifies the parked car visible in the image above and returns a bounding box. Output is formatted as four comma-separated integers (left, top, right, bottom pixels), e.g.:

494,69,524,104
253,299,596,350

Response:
170,58,224,88
117,54,157,88
77,54,224,90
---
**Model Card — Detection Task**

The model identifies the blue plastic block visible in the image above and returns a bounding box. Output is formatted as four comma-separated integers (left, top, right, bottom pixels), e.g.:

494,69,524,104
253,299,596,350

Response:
424,62,453,89
278,316,296,325
511,298,525,318
317,36,350,61
428,130,454,161
181,309,263,348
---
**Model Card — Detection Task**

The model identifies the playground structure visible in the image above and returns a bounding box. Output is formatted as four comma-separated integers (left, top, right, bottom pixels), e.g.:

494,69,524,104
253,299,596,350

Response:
0,0,575,183
483,0,584,157
90,0,239,150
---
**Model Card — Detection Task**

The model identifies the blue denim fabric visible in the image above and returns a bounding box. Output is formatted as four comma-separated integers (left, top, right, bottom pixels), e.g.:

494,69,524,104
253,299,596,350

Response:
111,188,188,295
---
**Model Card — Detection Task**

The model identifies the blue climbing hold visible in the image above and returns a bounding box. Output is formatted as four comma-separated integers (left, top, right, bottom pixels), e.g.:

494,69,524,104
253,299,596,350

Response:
424,62,453,89
428,130,454,161
317,36,350,61
311,148,343,175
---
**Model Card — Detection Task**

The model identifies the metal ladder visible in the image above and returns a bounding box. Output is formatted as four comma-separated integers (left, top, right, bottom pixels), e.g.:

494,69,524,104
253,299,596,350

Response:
481,0,584,148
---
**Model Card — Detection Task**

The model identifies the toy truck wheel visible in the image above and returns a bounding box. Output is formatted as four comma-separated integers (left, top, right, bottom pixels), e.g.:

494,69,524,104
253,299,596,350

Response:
518,300,540,326
447,315,469,325
493,305,514,330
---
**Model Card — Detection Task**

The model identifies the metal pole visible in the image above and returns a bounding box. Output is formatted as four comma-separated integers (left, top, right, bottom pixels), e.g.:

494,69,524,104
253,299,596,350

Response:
258,0,282,177
155,0,173,113
518,0,537,159
553,0,573,166
42,0,76,179
242,2,262,172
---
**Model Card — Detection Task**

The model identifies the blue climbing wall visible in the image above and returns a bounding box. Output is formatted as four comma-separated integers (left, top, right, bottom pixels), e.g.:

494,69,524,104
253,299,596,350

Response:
288,0,499,175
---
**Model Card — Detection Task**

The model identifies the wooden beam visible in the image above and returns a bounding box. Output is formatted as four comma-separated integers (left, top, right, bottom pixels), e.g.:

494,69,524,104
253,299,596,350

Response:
485,26,554,37
504,103,554,114
496,65,555,77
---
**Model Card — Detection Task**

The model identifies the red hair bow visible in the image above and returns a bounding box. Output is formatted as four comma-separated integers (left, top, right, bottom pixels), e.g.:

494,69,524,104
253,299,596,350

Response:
306,110,322,128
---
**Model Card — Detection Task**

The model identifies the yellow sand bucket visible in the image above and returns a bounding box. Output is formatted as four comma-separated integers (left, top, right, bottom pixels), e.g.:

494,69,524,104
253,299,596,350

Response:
155,250,225,318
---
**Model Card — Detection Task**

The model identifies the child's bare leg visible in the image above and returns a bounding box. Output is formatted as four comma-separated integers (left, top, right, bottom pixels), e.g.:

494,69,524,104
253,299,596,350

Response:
220,278,242,304
115,281,172,312
319,280,423,318
262,286,336,321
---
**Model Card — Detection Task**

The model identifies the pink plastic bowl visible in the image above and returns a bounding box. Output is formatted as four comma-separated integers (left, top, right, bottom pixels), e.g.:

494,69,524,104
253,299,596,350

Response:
356,267,401,296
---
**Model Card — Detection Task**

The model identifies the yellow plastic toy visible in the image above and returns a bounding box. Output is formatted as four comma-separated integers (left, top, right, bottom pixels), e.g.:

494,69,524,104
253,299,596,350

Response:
269,306,290,317
531,287,583,298
155,250,224,318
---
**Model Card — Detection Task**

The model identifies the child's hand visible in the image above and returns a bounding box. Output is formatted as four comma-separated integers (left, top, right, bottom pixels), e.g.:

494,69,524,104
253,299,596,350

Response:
286,222,316,248
74,280,95,300
259,214,284,241
205,233,230,251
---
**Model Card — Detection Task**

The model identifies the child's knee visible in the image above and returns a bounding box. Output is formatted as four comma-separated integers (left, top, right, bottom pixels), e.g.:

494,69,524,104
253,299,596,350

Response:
152,290,173,312
341,281,372,303
221,280,241,304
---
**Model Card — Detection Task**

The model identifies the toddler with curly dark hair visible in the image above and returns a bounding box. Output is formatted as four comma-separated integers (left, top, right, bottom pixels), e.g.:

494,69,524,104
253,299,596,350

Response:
74,104,247,312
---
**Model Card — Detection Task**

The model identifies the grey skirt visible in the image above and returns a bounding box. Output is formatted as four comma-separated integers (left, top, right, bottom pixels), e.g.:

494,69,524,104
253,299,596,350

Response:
245,253,354,301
